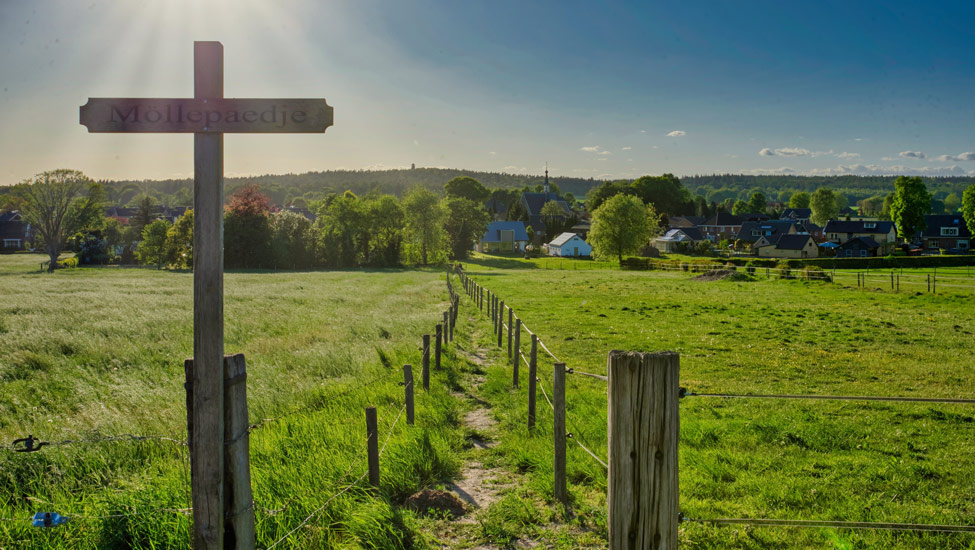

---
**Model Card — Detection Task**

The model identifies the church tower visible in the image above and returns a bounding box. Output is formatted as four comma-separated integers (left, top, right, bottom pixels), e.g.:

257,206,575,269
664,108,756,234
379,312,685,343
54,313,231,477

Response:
544,162,550,194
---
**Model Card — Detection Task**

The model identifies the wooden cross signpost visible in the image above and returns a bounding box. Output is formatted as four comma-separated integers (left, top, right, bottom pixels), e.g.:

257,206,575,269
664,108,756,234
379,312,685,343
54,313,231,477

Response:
80,41,333,550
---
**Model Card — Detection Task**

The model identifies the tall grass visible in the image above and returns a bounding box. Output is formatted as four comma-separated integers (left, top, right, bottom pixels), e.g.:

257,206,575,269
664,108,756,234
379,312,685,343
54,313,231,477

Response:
0,254,468,548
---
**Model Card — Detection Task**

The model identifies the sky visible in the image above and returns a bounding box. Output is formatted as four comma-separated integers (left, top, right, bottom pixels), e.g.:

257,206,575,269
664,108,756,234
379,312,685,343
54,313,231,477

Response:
2,0,975,184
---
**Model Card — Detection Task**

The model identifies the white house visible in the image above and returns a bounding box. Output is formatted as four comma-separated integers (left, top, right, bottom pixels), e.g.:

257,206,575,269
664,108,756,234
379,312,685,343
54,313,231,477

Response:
545,232,592,257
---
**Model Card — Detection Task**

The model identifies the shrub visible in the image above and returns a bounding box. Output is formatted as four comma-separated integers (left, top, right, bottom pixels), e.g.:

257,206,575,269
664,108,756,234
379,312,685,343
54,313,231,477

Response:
745,262,756,275
776,261,793,279
56,257,78,269
801,266,831,282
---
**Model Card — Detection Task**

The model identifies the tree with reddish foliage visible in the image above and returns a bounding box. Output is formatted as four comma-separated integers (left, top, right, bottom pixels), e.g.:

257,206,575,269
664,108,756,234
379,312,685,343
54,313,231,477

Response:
225,184,273,268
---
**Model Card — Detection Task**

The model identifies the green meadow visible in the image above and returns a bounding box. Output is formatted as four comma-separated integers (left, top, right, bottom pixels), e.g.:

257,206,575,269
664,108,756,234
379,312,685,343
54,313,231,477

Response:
0,254,467,549
459,254,975,549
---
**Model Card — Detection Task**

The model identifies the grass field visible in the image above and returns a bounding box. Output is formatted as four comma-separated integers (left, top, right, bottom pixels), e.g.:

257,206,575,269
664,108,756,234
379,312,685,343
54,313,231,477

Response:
0,254,469,549
459,255,975,549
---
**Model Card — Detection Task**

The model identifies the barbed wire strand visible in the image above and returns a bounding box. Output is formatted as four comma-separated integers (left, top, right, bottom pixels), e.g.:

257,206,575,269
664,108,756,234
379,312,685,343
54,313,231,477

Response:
684,391,975,405
566,368,608,382
567,433,608,469
682,516,975,533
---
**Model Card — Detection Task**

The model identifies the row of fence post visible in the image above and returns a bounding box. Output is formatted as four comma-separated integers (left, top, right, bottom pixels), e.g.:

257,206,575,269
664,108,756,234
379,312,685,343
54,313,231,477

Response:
455,266,680,549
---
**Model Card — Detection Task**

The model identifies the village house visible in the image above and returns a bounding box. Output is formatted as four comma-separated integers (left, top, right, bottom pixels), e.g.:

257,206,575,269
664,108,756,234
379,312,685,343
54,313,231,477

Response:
835,236,881,257
920,214,970,253
0,211,31,251
756,233,819,258
653,227,705,253
823,220,897,253
736,220,799,249
780,208,812,224
478,221,529,254
545,232,592,257
698,212,743,241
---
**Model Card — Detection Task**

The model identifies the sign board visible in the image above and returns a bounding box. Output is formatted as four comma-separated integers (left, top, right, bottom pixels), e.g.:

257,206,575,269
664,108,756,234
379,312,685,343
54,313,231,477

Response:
80,98,332,133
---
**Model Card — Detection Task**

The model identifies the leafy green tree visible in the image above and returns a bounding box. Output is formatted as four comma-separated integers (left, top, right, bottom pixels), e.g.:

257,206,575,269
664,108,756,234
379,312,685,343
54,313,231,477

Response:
444,176,490,204
777,190,793,204
944,192,961,214
631,173,690,215
859,195,886,217
100,217,125,250
224,184,273,269
809,187,839,226
731,199,748,215
540,200,571,237
403,187,446,265
316,194,363,267
889,176,932,240
586,180,633,212
789,192,811,209
17,169,105,271
166,209,193,268
588,194,660,263
131,195,156,236
747,192,767,214
137,219,171,268
960,185,975,241
368,195,405,266
930,197,945,216
881,192,894,220
443,197,490,260
269,209,314,269
834,192,849,212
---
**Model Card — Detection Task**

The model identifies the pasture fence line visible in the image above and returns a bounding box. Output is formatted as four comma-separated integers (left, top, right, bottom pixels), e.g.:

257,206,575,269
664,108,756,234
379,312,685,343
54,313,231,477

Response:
2,273,461,550
456,265,975,546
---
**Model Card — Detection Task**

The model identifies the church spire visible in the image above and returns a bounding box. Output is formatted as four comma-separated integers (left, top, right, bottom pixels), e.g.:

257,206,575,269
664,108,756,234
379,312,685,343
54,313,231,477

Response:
544,162,550,193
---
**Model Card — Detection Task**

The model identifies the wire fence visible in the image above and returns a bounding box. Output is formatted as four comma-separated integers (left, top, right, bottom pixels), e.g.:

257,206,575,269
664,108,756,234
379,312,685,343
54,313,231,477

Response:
458,265,975,540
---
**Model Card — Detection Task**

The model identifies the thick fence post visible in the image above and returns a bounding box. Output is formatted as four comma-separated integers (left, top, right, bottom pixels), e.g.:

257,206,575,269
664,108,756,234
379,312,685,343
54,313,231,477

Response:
403,364,414,426
435,324,443,371
513,318,521,387
554,362,567,506
498,301,504,348
507,308,513,359
422,335,430,391
223,354,255,550
607,351,680,550
528,335,537,429
365,407,380,488
927,274,931,292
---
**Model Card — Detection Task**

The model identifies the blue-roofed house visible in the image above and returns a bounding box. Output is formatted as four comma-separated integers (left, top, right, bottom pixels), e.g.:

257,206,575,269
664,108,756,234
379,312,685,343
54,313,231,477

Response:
478,221,530,254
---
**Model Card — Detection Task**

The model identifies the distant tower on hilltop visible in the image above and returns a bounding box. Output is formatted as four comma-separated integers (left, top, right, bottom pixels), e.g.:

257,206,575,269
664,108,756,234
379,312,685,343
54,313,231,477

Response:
411,163,415,170
544,162,550,193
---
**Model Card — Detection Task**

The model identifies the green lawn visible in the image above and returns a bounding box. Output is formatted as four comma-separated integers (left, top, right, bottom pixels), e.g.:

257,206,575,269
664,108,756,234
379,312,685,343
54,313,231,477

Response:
459,260,975,549
0,254,467,549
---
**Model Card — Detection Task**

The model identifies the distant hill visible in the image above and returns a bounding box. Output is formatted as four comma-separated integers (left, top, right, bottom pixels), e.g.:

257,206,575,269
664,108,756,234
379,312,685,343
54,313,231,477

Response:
30,169,971,209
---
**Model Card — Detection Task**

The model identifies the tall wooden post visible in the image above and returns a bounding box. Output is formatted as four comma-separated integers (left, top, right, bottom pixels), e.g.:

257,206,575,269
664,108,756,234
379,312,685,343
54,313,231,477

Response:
498,300,504,348
365,407,380,488
422,335,430,391
403,364,414,426
513,318,521,386
435,324,443,371
553,362,567,506
528,334,537,429
191,41,225,550
607,351,680,550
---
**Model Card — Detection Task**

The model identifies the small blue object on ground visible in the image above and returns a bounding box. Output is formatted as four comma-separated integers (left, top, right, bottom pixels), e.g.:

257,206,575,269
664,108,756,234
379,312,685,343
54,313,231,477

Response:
32,512,68,527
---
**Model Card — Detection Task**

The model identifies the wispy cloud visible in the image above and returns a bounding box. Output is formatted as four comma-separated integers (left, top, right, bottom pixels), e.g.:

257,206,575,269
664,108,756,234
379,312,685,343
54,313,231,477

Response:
621,146,632,151
639,129,647,134
489,151,497,156
809,163,969,176
936,152,975,162
899,150,925,159
597,150,612,156
666,130,686,137
759,148,775,156
759,147,810,157
837,152,860,159
580,146,602,153
743,166,797,175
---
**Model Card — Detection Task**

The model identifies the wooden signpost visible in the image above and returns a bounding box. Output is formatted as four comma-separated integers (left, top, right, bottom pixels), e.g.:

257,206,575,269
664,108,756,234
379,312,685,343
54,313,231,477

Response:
80,41,333,550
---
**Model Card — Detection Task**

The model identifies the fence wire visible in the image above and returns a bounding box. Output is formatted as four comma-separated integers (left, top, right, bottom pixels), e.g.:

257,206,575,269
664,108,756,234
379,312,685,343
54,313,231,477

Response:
682,515,975,534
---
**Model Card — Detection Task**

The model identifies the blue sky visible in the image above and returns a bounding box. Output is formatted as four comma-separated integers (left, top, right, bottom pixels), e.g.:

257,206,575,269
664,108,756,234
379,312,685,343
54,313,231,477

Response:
2,0,974,184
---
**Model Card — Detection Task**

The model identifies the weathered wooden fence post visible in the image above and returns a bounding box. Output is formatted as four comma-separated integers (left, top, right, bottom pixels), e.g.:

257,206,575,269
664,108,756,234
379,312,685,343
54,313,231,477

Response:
528,335,537,429
365,407,380,488
435,323,443,371
513,318,521,387
554,362,567,506
927,273,931,292
442,312,449,349
223,354,255,550
403,364,414,426
507,308,513,359
422,335,430,391
498,301,505,348
607,351,680,550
